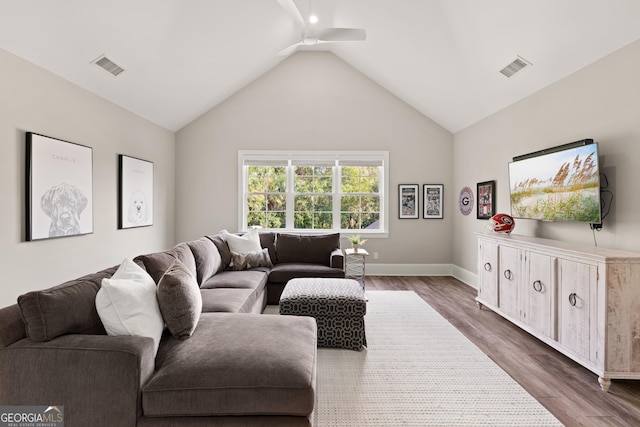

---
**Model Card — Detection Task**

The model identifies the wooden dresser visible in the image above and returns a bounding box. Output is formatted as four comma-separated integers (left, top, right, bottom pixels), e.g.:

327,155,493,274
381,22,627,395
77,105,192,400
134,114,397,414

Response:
475,232,640,391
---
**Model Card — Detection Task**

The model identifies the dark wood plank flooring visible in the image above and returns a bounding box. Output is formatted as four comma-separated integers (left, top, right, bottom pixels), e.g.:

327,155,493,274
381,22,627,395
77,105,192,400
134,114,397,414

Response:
366,276,640,427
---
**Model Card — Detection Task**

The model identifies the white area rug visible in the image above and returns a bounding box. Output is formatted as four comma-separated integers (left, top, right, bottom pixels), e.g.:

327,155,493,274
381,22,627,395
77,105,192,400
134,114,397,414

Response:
273,290,562,426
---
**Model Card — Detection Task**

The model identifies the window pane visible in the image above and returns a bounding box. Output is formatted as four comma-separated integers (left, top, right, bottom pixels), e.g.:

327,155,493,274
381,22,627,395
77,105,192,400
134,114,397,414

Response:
314,212,332,229
248,212,265,228
267,167,286,192
341,213,360,229
341,166,380,193
316,176,332,192
295,166,313,176
295,176,313,193
248,166,267,192
361,195,380,211
295,167,333,193
294,195,332,230
315,195,332,211
248,194,265,212
341,195,359,211
340,194,380,230
294,212,312,228
342,166,359,177
316,166,332,176
267,194,285,210
295,195,312,211
362,213,380,229
266,212,286,229
341,176,359,192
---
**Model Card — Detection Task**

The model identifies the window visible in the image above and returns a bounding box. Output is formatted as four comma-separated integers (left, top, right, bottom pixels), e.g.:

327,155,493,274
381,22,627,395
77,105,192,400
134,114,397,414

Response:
239,151,388,235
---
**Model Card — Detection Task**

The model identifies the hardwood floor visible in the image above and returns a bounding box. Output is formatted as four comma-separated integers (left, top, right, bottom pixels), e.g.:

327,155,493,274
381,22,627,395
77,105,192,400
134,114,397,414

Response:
366,275,640,427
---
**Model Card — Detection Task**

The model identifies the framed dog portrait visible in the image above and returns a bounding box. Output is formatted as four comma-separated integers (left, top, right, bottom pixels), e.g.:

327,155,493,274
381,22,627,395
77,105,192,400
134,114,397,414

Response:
119,155,154,229
399,184,419,219
423,184,444,219
26,132,94,241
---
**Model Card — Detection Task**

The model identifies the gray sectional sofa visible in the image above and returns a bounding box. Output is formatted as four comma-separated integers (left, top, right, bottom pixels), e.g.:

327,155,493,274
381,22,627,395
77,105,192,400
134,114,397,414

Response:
0,231,345,427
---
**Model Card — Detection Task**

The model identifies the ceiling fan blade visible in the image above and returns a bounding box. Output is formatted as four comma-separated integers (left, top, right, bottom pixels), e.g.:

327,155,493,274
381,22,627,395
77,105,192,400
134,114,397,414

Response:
316,28,366,42
275,0,307,30
277,41,303,57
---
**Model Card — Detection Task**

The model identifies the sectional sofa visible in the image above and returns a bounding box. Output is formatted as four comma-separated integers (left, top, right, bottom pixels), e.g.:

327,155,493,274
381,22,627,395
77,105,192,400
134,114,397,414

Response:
0,230,346,427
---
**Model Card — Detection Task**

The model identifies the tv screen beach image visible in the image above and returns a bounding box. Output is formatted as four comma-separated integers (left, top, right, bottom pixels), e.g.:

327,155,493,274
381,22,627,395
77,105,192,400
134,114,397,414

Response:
509,143,600,222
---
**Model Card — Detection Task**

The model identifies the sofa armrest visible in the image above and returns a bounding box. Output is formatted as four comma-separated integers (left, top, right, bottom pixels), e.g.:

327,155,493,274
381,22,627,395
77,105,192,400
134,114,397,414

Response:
330,248,344,270
0,334,156,427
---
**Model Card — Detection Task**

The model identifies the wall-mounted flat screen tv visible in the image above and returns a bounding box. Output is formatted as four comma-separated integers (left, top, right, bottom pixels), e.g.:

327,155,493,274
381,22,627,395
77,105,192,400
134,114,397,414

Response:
509,139,601,223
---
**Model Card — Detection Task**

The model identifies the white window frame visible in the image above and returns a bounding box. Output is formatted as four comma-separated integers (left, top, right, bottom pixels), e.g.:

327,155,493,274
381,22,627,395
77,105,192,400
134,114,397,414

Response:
238,150,389,236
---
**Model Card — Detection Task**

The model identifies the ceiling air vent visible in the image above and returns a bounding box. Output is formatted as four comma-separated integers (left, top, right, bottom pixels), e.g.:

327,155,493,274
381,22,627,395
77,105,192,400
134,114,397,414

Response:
92,55,125,77
499,56,531,78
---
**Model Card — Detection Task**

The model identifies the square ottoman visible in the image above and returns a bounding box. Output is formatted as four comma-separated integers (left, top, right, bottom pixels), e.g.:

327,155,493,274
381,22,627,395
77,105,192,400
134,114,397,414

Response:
279,277,367,350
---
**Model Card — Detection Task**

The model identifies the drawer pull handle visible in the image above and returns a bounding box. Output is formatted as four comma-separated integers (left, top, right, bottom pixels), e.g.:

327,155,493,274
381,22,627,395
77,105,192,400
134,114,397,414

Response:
504,269,513,280
569,293,578,307
532,280,543,292
484,262,492,272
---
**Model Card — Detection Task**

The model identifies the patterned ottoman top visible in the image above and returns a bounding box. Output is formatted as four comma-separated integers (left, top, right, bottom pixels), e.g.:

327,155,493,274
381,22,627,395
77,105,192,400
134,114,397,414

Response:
280,278,366,316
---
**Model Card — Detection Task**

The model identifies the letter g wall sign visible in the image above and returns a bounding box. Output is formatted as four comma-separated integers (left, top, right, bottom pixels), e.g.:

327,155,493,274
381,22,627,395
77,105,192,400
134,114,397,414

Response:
458,186,474,216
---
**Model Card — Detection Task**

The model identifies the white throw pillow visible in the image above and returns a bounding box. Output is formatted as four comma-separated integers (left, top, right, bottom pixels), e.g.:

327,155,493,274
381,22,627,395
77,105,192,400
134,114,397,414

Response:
96,259,164,355
224,228,262,254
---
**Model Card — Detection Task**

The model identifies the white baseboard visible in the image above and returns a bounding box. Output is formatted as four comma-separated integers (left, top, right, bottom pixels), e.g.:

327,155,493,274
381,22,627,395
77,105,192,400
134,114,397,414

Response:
451,265,477,289
366,263,452,276
366,263,478,289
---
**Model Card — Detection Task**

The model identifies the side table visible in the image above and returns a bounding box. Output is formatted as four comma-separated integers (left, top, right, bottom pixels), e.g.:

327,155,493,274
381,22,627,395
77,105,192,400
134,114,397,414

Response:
344,248,369,289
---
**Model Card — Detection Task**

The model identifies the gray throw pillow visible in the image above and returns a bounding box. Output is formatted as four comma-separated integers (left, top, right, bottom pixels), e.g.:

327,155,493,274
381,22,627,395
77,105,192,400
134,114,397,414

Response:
157,259,202,339
231,248,273,271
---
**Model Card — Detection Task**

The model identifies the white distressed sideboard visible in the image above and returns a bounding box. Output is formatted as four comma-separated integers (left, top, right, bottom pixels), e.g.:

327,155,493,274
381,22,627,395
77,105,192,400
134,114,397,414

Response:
475,232,640,391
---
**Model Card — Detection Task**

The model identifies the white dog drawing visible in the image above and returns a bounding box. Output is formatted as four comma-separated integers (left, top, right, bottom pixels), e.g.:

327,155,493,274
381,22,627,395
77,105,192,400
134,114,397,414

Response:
127,190,149,225
41,183,88,237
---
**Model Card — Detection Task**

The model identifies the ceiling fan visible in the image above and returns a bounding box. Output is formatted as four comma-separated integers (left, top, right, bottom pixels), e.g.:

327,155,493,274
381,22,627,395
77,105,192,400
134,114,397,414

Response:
276,0,366,56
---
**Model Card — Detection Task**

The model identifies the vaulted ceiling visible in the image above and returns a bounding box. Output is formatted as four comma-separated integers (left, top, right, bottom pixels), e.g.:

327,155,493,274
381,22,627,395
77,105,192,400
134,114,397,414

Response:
1,0,639,133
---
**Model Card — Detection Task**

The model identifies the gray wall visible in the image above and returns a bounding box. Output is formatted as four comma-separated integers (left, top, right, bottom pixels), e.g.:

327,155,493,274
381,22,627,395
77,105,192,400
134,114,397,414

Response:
5,36,636,306
452,39,640,281
0,48,176,307
175,52,454,267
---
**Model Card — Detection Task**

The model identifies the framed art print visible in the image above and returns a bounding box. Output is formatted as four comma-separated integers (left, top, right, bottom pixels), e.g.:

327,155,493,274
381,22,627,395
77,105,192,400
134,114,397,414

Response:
26,132,93,241
119,155,154,229
477,180,495,219
423,184,443,219
399,184,419,219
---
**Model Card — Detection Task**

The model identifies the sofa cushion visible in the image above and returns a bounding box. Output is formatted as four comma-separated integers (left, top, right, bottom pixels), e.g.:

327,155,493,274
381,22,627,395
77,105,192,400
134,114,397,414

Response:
268,263,345,284
231,248,273,271
17,266,116,342
200,288,259,313
201,269,268,291
142,313,316,417
259,232,277,265
186,237,223,285
134,243,197,284
157,259,202,339
96,259,164,355
206,233,232,269
275,233,340,266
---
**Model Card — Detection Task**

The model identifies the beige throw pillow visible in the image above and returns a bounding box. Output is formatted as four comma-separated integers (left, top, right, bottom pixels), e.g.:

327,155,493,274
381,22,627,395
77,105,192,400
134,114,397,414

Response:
231,248,273,271
157,259,202,339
